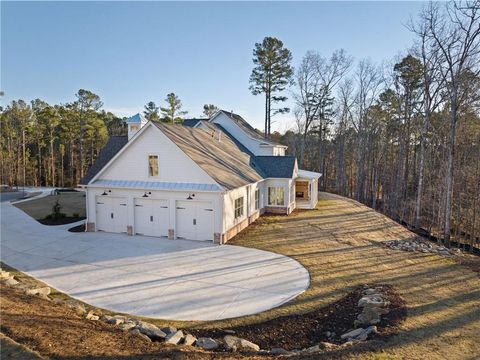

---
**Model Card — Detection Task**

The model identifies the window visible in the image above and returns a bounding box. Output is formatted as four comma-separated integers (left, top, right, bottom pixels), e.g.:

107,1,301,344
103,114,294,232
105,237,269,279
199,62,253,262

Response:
130,125,140,132
254,189,260,210
268,187,285,206
148,155,158,177
234,197,244,219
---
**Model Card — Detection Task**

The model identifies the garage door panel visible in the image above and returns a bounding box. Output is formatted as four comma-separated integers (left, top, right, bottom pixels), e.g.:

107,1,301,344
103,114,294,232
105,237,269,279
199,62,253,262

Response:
135,198,169,237
176,201,214,241
96,196,127,233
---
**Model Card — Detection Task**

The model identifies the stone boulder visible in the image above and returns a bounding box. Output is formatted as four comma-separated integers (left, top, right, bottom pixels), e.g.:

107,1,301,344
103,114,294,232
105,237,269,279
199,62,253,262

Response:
183,334,197,346
4,278,19,286
119,321,137,331
271,348,289,355
160,326,177,336
25,287,51,297
196,337,219,350
136,321,167,340
223,335,260,352
341,326,377,341
104,315,127,325
165,330,184,345
358,294,385,307
130,329,152,342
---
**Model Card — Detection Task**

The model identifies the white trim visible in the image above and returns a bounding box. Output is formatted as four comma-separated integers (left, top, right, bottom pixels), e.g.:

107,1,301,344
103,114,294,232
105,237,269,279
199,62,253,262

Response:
88,122,225,192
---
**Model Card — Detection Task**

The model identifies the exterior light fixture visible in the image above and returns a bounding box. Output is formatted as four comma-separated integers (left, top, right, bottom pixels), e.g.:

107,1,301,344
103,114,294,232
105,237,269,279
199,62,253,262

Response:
187,193,195,200
142,192,149,198
101,190,108,196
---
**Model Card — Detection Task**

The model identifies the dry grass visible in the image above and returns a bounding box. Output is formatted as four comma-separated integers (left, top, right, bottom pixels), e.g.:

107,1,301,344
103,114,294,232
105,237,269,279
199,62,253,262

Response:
184,192,478,359
4,192,479,359
13,192,86,219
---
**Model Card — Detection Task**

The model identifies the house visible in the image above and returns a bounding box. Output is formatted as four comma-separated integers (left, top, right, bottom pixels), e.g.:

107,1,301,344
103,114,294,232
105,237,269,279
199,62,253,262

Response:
80,110,321,244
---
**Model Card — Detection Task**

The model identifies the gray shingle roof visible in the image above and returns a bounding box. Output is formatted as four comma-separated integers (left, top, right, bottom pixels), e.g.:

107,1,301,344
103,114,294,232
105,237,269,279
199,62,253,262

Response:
218,110,283,146
154,123,264,190
182,118,205,127
252,156,297,178
80,136,128,185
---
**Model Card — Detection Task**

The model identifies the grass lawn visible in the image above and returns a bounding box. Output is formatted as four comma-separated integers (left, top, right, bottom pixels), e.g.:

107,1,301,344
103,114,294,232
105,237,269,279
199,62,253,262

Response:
13,192,86,220
3,192,479,359
183,192,478,359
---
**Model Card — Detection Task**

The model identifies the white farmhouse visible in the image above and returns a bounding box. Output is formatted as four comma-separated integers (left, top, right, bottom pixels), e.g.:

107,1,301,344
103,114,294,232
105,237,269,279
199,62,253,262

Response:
80,110,321,244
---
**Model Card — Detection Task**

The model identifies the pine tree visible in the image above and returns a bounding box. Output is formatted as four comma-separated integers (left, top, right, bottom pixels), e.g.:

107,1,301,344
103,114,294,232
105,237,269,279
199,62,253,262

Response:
249,37,294,138
144,101,160,122
160,93,187,123
203,104,219,118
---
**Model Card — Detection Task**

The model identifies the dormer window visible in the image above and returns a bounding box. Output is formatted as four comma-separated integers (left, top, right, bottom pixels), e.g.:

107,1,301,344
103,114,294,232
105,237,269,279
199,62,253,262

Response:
148,155,158,177
130,125,140,132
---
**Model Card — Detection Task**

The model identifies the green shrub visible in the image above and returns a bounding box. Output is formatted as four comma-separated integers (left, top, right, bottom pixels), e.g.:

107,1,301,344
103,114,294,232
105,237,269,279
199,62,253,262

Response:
72,212,80,218
49,199,66,220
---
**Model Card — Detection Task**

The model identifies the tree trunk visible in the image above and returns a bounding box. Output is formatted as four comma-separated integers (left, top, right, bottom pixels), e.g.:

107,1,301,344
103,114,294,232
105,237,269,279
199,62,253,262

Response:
444,103,458,247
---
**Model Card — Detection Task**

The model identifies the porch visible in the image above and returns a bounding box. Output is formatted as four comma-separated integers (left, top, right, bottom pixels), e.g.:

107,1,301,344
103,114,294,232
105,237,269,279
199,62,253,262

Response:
295,170,322,209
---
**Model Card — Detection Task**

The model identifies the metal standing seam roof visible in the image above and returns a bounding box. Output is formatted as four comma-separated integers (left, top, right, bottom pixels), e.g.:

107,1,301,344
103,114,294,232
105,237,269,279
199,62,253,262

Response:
91,179,223,192
127,113,147,124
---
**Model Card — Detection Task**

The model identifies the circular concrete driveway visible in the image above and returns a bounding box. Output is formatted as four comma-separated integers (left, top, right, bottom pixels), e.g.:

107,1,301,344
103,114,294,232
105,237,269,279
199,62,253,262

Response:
1,198,309,320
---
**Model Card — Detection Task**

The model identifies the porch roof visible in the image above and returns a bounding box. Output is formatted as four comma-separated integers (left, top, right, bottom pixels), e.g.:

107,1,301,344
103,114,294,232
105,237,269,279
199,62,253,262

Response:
297,169,322,179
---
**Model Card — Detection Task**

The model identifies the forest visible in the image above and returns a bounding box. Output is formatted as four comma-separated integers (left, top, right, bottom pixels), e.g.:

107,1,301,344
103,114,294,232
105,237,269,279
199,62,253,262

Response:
1,2,479,250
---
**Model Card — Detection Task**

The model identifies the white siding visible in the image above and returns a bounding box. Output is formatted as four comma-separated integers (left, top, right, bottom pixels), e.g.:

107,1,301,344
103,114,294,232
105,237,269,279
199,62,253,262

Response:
87,186,223,235
97,124,218,185
222,181,264,233
264,178,291,207
211,112,284,156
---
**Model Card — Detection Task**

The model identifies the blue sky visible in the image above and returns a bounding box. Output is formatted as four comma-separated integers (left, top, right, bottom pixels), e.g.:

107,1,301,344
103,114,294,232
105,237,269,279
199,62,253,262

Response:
2,1,425,131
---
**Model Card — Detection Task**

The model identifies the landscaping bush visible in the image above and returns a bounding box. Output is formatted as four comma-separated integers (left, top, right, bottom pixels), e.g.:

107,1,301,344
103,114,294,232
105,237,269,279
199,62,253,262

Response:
47,199,66,220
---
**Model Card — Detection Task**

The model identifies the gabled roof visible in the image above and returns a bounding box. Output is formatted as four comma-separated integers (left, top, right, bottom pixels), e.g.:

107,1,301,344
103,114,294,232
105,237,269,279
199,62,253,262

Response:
153,123,264,190
182,118,205,127
212,110,284,147
80,136,128,185
127,113,147,124
252,156,297,178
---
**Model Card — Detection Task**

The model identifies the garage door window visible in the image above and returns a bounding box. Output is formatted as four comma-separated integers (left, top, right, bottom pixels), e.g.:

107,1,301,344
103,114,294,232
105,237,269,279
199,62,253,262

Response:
234,197,244,219
148,155,159,177
268,187,285,206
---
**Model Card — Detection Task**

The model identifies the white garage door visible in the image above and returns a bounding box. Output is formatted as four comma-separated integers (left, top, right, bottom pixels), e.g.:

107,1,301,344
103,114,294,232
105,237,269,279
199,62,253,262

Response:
176,201,214,241
134,198,169,237
96,196,128,233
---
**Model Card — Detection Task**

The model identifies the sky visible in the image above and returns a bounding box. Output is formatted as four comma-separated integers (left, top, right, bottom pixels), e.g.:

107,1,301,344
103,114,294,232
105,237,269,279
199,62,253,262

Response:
2,1,426,131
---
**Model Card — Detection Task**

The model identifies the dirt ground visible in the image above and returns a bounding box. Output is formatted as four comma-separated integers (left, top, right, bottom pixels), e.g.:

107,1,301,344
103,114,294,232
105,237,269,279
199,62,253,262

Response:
2,192,479,359
14,192,86,219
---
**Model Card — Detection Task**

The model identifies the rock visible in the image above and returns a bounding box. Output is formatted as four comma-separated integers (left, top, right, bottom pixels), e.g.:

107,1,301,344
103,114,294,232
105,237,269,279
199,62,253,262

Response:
104,315,126,325
4,278,19,286
223,329,236,334
223,335,260,352
119,321,137,331
25,287,51,297
160,326,177,335
195,337,219,350
165,330,184,345
356,326,377,341
183,334,197,346
358,295,385,307
355,305,388,326
136,321,167,340
86,312,99,321
363,288,378,295
271,348,289,355
341,326,377,341
341,328,364,340
302,345,322,354
317,342,337,350
130,329,152,342
0,270,12,280
65,301,86,316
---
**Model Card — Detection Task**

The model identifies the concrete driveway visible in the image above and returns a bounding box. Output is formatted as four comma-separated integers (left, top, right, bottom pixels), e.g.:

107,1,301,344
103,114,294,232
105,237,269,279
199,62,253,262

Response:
0,196,309,321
